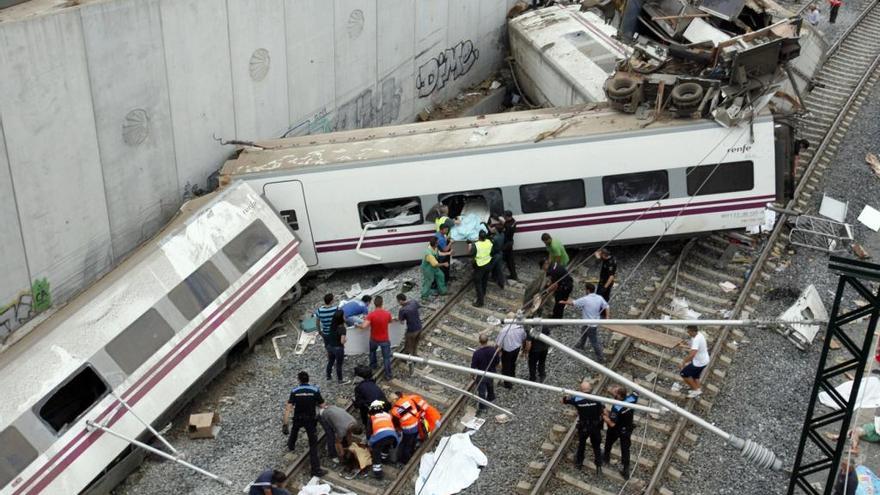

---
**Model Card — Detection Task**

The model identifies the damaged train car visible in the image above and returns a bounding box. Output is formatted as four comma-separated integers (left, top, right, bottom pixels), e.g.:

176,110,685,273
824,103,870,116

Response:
0,182,307,494
220,104,797,272
510,1,826,125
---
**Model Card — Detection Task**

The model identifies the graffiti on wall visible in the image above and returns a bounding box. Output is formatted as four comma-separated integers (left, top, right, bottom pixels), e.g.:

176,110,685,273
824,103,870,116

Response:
416,40,480,98
285,76,403,137
0,278,51,345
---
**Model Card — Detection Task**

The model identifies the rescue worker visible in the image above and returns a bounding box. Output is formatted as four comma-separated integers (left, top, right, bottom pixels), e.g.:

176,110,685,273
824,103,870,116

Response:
318,404,362,463
282,371,326,477
468,230,493,307
596,248,617,302
499,210,518,281
367,400,400,479
563,380,605,475
248,469,291,495
602,386,639,480
434,224,454,284
414,395,443,440
389,391,422,464
352,365,388,438
420,237,449,301
541,233,569,269
488,221,507,289
433,204,459,231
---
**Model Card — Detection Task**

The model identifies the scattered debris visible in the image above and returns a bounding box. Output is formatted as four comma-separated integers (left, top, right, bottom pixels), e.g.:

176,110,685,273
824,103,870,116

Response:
857,205,880,232
718,281,738,293
272,334,288,360
788,214,853,253
777,284,828,351
495,413,512,424
187,412,220,439
461,416,487,431
818,194,848,223
853,243,871,259
670,297,702,319
218,396,235,406
867,152,880,178
829,338,841,350
818,376,880,410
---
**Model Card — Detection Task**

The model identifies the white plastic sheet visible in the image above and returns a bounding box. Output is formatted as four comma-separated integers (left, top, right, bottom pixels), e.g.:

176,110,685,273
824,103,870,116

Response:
415,433,487,495
819,376,880,410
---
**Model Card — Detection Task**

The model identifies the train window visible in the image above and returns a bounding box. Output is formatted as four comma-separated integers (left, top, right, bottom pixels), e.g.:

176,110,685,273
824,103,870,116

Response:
106,308,175,375
520,179,586,213
686,161,754,196
223,220,279,273
602,171,669,205
279,209,299,230
438,188,504,218
169,262,230,321
38,366,108,433
0,427,38,488
358,197,422,228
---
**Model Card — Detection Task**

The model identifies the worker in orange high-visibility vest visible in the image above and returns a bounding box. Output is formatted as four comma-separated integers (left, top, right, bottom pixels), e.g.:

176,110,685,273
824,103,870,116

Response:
408,394,443,441
390,392,422,464
367,401,399,479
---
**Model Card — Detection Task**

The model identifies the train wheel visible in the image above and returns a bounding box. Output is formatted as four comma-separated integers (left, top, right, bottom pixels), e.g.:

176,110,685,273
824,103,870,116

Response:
606,76,638,100
671,82,704,109
289,283,304,303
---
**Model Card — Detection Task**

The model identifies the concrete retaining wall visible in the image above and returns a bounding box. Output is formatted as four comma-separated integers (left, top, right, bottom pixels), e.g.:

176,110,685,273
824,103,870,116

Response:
0,0,516,343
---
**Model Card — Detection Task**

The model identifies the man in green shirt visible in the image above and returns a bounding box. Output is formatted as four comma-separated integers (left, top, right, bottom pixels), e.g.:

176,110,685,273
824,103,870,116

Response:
541,233,569,268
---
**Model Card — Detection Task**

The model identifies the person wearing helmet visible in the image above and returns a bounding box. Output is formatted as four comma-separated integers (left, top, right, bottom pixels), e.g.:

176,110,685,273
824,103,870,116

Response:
367,400,399,479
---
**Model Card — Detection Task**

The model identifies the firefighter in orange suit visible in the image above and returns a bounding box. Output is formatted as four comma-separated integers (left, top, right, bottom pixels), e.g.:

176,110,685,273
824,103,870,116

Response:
390,392,423,464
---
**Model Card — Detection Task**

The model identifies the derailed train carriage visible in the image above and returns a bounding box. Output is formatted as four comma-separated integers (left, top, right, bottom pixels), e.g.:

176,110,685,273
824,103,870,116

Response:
220,105,796,271
0,182,307,494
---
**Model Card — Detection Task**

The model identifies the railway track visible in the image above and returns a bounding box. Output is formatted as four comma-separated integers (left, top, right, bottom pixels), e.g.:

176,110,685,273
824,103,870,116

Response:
281,261,548,494
519,4,880,494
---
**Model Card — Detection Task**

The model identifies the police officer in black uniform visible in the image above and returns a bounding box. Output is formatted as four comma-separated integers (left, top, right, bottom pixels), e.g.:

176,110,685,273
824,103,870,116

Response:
546,261,574,319
282,371,326,477
602,385,638,479
596,248,617,302
563,380,605,475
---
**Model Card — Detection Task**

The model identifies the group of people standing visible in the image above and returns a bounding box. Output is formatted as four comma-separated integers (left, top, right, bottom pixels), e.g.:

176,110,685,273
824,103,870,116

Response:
804,0,844,25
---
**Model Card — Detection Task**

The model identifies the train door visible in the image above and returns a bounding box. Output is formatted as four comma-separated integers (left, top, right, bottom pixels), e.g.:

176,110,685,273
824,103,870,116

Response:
263,180,318,266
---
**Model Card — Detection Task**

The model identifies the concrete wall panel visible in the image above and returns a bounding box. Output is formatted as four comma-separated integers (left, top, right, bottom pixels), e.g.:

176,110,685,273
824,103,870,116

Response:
0,120,32,338
81,0,180,258
160,0,236,190
377,0,414,78
333,0,377,105
0,11,112,303
227,0,290,140
286,0,336,124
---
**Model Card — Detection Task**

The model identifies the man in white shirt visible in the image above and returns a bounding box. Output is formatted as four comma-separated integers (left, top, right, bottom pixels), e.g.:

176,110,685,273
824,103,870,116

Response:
676,325,710,398
496,313,530,388
563,282,610,363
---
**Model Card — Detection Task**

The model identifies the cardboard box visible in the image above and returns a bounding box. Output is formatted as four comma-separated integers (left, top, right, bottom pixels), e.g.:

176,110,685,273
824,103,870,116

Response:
347,443,372,470
188,412,220,439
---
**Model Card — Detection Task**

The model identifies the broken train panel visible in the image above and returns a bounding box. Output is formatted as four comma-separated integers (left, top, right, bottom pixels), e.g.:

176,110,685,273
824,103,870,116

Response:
0,182,306,494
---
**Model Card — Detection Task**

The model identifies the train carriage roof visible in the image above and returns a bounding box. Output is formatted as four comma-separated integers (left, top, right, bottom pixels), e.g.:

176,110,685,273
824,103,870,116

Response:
221,105,767,180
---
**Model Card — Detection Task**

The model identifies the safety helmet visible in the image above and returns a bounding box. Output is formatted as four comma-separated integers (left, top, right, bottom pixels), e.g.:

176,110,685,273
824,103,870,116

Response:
369,400,385,413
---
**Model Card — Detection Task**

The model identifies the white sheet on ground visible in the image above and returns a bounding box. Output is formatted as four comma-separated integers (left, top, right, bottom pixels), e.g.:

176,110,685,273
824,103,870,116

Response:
415,432,487,495
819,376,880,410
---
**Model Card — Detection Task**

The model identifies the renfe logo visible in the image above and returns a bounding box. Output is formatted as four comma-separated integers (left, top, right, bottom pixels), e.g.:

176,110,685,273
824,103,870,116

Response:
727,144,752,154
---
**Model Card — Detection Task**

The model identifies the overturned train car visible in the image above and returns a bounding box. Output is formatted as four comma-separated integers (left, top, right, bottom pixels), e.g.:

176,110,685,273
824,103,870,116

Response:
0,182,307,494
220,105,795,271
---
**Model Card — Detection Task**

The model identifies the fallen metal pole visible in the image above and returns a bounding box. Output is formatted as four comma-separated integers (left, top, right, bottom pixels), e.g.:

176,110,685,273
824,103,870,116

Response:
419,374,515,417
85,421,232,485
503,318,826,327
110,392,180,457
529,331,784,470
393,353,662,414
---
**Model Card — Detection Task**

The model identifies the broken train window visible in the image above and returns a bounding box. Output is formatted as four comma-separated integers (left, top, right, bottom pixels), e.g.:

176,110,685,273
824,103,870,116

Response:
520,179,586,213
438,188,504,219
37,366,109,434
358,197,423,228
602,170,669,205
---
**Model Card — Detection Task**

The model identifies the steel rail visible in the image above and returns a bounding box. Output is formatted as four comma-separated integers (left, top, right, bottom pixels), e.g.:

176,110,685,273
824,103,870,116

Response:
645,3,880,492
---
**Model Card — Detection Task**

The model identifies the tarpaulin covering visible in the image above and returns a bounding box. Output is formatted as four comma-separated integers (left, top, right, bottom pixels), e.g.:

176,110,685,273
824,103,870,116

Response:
415,433,487,495
819,376,880,410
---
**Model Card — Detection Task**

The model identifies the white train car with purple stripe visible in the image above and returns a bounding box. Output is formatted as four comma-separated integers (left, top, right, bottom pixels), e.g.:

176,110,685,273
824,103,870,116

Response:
220,106,795,271
0,182,307,494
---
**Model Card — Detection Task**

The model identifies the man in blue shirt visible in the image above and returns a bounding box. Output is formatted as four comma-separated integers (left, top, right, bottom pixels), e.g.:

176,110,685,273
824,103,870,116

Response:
434,224,453,283
314,293,337,346
563,282,610,364
341,295,371,326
